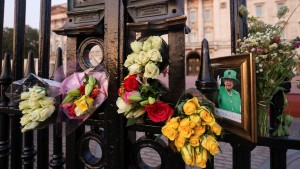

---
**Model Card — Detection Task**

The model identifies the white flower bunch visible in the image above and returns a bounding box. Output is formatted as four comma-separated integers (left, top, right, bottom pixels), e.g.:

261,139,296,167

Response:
124,36,163,79
19,86,55,132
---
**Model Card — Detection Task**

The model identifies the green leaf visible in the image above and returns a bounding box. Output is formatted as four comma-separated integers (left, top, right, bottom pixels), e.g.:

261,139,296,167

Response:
277,124,284,137
282,126,289,136
284,115,293,127
126,118,137,127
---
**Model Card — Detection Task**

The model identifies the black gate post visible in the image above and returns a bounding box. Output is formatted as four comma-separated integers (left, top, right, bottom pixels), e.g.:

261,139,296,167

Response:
37,0,51,168
11,0,26,168
104,0,125,168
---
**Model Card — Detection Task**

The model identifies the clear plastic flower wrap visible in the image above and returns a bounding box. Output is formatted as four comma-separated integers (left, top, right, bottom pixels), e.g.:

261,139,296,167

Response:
5,73,61,132
56,64,109,135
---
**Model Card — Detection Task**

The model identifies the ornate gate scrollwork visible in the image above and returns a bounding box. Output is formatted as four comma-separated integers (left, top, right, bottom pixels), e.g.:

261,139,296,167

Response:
130,133,171,169
78,128,105,168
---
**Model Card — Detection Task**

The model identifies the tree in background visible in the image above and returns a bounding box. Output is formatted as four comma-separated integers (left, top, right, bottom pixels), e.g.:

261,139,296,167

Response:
2,25,39,57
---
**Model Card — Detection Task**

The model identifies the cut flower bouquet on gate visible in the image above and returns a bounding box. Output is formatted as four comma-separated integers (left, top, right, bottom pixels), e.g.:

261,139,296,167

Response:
162,92,222,168
5,73,61,132
59,71,108,120
237,5,300,136
116,36,173,126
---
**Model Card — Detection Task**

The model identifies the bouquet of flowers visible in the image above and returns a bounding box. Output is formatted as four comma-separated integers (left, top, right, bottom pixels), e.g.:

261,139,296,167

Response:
60,72,108,120
237,5,300,136
116,36,173,126
162,92,222,168
5,73,61,132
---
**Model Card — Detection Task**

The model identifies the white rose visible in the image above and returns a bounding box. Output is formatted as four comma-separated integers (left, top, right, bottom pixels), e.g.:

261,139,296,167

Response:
21,121,39,132
20,114,31,126
142,41,152,52
21,92,30,100
147,49,162,62
151,36,163,50
143,62,159,79
29,108,43,122
39,97,55,107
19,100,30,110
124,53,138,67
22,108,31,114
135,51,150,66
128,63,142,75
28,99,41,109
130,40,143,53
38,105,55,121
29,86,46,100
116,97,132,114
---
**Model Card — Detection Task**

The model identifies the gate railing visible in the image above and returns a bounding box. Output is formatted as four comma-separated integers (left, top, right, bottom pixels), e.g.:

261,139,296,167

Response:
1,0,300,169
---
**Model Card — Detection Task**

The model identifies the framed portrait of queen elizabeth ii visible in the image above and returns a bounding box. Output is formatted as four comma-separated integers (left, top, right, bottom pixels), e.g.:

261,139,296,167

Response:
211,54,257,143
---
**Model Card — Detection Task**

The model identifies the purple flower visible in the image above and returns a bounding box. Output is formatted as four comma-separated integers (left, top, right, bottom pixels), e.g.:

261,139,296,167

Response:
293,41,300,48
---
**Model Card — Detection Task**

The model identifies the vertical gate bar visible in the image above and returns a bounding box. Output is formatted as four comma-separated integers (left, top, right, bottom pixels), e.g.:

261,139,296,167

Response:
11,0,26,168
0,52,12,169
37,0,51,168
168,29,186,105
0,0,4,71
104,0,124,168
50,48,65,169
270,148,287,169
22,51,37,169
168,29,186,168
231,142,255,169
66,127,85,169
230,0,247,54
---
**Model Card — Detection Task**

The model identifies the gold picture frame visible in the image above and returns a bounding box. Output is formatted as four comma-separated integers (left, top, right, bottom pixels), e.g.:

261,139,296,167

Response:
211,54,257,142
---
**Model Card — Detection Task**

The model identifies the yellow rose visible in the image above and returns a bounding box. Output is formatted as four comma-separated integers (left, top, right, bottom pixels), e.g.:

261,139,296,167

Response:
180,145,193,165
162,117,180,141
211,123,222,136
178,118,194,138
74,95,94,112
175,134,186,151
195,147,208,168
183,102,196,115
189,135,200,147
194,125,206,136
199,107,215,126
201,135,219,155
189,114,201,128
189,97,201,108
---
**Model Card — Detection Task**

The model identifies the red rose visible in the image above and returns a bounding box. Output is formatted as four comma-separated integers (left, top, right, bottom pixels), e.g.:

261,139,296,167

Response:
123,74,139,92
145,101,173,123
273,36,280,44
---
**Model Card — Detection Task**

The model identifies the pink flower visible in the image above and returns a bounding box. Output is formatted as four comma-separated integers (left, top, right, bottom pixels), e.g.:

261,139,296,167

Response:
123,90,140,103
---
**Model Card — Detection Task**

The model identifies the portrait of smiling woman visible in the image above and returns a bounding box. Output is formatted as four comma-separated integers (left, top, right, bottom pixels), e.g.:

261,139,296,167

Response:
217,69,241,114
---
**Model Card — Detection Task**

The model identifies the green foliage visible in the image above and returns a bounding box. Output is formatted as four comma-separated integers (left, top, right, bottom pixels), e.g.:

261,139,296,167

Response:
272,114,293,137
2,25,39,57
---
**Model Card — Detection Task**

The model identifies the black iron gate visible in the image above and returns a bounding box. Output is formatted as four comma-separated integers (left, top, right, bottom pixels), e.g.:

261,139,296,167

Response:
0,0,300,169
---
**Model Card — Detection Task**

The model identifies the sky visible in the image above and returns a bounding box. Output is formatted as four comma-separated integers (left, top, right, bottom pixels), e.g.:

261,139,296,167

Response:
4,0,67,29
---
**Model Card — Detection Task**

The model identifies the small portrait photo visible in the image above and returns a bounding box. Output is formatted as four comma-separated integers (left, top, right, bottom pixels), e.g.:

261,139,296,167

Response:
214,68,242,123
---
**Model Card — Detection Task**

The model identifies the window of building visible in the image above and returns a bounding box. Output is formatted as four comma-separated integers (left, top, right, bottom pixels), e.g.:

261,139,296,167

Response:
204,32,212,42
189,33,197,43
189,10,197,23
277,3,286,11
204,9,211,21
186,52,200,76
255,5,263,17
